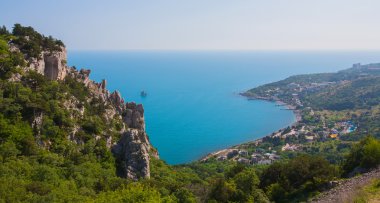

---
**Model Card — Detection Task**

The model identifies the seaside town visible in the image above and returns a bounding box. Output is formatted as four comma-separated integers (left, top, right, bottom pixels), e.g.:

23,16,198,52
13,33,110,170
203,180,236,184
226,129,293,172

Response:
202,117,357,165
202,65,365,165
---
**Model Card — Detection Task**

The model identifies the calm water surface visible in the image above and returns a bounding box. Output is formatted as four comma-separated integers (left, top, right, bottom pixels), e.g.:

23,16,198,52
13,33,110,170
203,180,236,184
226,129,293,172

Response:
68,51,380,164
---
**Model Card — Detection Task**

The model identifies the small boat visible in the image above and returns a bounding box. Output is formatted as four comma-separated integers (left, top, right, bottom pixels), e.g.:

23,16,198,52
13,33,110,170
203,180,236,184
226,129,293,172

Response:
140,91,147,97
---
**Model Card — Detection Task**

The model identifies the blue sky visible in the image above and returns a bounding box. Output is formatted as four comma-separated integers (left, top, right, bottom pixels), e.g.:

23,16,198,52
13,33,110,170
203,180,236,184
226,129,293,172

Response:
1,0,380,50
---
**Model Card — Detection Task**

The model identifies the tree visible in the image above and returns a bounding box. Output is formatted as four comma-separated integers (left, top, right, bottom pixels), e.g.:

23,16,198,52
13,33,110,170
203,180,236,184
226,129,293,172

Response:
208,178,237,203
233,168,260,195
343,136,380,175
361,137,380,168
173,188,197,203
260,155,336,202
0,26,9,35
0,141,20,162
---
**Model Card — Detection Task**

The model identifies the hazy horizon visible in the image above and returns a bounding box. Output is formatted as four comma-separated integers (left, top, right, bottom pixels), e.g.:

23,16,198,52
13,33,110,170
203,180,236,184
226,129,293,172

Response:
2,0,380,51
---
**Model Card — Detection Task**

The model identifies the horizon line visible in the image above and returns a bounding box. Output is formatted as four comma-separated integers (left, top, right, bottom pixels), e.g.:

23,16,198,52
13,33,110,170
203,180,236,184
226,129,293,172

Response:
67,48,380,52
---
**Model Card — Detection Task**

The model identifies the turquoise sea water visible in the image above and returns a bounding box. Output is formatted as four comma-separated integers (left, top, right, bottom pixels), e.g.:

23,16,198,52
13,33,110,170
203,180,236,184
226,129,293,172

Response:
68,51,380,164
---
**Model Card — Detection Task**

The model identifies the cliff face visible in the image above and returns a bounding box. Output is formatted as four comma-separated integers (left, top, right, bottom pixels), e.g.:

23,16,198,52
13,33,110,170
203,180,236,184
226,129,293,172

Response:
24,47,157,180
27,47,67,80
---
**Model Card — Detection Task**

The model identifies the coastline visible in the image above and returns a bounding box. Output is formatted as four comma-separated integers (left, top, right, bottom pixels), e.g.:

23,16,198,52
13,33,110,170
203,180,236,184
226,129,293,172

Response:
241,92,302,123
200,93,302,162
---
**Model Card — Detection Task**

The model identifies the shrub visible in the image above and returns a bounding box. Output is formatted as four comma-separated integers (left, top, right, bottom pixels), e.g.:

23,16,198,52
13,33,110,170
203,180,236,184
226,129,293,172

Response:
260,155,336,202
343,136,380,175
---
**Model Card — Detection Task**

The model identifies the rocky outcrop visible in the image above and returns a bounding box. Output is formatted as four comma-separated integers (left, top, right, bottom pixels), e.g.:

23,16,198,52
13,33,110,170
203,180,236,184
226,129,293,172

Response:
9,73,22,82
22,46,157,180
28,47,68,80
43,50,67,80
112,101,158,179
31,111,44,134
124,102,145,130
112,129,151,179
109,90,124,112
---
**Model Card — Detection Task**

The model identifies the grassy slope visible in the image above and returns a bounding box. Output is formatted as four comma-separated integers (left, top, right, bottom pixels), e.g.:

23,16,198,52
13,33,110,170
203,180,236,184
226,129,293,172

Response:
354,178,380,203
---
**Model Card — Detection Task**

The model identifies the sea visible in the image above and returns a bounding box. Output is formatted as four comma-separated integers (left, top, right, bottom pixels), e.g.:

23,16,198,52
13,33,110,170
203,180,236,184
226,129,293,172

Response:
68,50,380,164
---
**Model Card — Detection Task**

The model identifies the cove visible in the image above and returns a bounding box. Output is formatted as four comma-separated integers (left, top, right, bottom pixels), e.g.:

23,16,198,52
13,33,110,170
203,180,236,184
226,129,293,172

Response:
68,51,380,164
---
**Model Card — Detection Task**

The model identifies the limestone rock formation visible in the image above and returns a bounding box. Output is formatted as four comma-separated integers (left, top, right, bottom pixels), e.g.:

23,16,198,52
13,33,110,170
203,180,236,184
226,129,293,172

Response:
112,129,151,179
43,50,67,80
112,101,158,179
124,102,145,131
28,47,68,80
22,46,157,180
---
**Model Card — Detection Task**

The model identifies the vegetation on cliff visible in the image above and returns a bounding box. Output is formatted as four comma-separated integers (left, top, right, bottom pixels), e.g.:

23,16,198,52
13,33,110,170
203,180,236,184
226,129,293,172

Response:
11,24,64,59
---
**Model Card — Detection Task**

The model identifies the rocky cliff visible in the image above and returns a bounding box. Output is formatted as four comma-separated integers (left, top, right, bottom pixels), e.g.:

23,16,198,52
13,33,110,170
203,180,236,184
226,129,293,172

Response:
18,45,157,180
27,47,68,80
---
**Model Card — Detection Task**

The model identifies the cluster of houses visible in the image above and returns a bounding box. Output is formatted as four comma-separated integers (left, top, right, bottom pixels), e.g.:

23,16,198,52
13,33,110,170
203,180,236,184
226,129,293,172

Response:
281,143,300,151
335,121,357,134
215,149,281,165
286,81,339,94
256,81,347,111
260,81,338,99
267,116,358,153
314,119,357,140
207,117,357,165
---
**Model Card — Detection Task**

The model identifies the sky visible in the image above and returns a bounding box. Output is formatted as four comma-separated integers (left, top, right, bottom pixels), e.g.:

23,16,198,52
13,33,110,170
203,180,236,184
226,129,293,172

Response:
1,0,380,50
